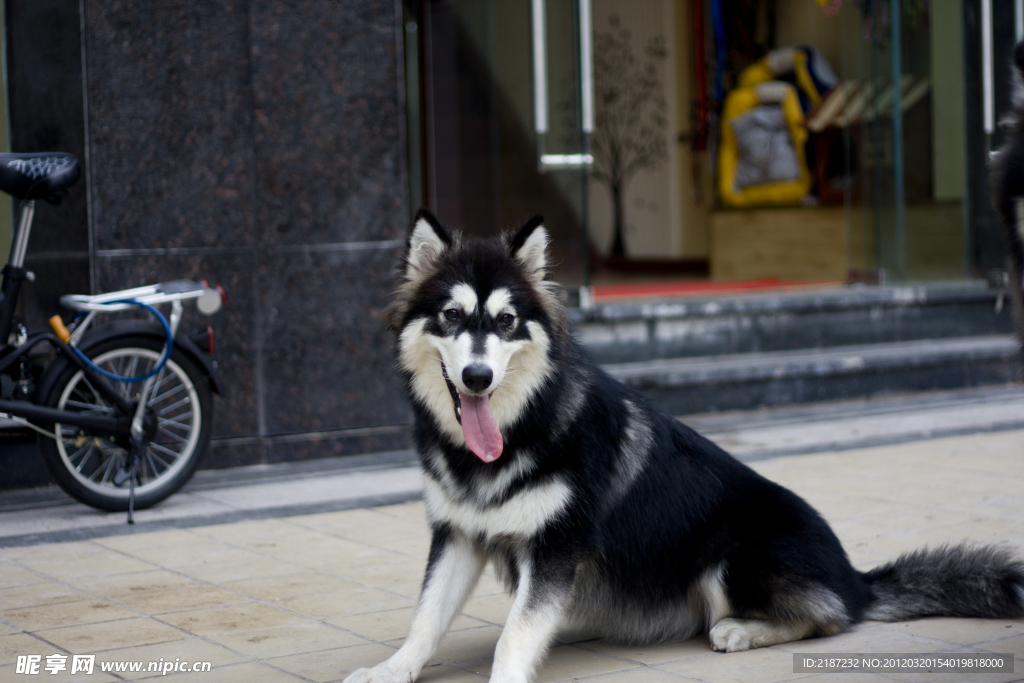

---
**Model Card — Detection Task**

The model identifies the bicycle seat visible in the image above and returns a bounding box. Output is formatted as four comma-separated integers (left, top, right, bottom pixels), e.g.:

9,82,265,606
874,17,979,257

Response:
0,152,80,203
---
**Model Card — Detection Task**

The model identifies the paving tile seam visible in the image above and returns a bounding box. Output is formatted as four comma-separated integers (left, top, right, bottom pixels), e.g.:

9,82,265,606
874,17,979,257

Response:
129,658,320,683
845,512,1024,535
1,627,74,658
0,491,427,548
226,508,415,549
4,609,150,634
979,631,1024,647
557,640,724,673
553,662,695,683
274,515,431,561
426,654,501,680
7,539,385,663
1,562,251,661
230,645,402,682
728,421,1024,462
772,626,1013,655
183,514,437,607
94,526,422,608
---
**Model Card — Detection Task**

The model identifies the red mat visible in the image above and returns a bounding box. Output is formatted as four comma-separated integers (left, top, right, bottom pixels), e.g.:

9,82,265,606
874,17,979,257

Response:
590,278,842,302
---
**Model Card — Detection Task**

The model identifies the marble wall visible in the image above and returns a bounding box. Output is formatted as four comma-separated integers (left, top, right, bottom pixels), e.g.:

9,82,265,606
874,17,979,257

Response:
6,0,412,470
6,0,91,331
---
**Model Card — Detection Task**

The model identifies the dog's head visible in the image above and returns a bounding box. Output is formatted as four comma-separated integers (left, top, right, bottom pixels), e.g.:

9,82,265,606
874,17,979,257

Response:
385,210,568,463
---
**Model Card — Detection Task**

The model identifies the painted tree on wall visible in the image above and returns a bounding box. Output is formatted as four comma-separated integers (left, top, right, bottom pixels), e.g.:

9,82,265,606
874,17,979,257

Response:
591,16,668,257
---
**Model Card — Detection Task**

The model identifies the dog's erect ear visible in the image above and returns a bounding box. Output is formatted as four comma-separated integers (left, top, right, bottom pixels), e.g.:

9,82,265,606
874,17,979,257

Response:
509,215,548,281
405,209,451,278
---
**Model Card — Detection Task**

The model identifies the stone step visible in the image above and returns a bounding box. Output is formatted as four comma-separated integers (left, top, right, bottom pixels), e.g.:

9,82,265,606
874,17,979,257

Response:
603,335,1022,414
573,283,1014,363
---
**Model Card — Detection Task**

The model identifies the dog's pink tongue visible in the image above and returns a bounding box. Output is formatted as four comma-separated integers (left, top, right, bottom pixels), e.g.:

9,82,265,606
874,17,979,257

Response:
459,393,503,462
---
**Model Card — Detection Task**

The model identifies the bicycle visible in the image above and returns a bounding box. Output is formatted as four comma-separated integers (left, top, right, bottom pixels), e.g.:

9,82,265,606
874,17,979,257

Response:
0,152,224,522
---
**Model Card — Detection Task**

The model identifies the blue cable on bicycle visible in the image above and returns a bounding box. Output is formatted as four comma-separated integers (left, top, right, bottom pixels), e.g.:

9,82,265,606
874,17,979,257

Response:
71,300,174,383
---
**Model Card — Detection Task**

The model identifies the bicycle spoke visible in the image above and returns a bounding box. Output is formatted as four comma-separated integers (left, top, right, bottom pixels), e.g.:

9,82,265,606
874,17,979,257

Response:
146,448,172,471
155,395,191,416
77,375,110,409
149,441,182,461
52,347,205,501
76,447,98,473
157,416,193,432
149,383,185,405
64,399,115,414
105,356,133,399
147,366,170,401
157,426,188,444
66,441,89,461
100,457,117,485
91,455,118,485
67,443,93,468
77,376,104,403
124,355,139,380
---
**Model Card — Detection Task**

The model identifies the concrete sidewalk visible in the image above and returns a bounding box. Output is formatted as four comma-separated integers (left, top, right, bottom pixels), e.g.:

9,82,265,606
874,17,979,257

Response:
1,428,1023,683
2,385,1023,548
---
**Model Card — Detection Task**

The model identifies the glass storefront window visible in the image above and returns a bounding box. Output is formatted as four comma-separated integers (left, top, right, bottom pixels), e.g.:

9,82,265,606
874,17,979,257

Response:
404,1,1005,290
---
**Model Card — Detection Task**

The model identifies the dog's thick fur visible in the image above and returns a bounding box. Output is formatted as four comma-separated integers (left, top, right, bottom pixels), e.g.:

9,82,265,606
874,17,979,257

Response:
344,211,1024,683
992,40,1024,372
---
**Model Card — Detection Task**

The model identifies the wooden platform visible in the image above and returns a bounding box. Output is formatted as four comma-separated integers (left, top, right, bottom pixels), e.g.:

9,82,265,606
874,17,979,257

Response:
710,206,847,281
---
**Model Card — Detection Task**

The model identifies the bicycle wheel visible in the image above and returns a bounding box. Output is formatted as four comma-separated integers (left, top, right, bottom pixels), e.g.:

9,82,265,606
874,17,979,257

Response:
37,336,213,511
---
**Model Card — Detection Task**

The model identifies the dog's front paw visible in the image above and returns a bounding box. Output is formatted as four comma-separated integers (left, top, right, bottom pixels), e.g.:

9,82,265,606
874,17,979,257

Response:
343,665,414,683
709,618,754,652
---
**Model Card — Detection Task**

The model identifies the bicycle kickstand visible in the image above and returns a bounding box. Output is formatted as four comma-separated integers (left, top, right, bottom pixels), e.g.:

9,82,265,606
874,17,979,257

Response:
113,450,140,525
113,301,181,524
115,362,161,524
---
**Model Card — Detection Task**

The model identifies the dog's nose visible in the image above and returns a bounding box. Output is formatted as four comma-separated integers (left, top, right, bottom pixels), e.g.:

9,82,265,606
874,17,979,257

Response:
462,364,493,393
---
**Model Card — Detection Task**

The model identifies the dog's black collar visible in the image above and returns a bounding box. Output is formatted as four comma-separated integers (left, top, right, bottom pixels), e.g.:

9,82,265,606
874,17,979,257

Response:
441,361,462,424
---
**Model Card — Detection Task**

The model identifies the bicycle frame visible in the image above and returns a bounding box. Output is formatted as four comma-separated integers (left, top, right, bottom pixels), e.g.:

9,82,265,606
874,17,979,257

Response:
0,331,135,435
0,200,35,343
0,200,141,437
0,154,223,520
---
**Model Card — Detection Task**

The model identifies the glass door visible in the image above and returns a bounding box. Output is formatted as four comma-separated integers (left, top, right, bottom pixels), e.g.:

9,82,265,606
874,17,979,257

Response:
407,0,593,286
964,0,1021,277
841,1,970,283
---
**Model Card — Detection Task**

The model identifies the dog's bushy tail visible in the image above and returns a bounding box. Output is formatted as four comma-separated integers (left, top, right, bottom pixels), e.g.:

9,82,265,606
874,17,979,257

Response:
861,544,1024,621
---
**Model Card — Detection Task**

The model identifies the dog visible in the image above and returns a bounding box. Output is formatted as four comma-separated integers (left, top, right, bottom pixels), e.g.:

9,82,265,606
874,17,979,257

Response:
992,40,1024,371
344,210,1024,683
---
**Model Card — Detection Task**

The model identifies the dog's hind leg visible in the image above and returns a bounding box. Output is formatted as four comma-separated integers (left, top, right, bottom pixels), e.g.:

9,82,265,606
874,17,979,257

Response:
709,618,820,652
344,527,485,683
706,579,849,653
489,556,572,683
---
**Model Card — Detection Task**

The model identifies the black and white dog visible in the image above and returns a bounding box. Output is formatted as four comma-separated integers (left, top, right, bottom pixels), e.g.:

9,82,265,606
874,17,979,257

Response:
992,40,1024,370
344,210,1024,683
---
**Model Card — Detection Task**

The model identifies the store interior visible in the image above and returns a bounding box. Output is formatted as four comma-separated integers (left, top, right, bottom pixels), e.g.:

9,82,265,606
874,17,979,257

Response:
404,0,969,298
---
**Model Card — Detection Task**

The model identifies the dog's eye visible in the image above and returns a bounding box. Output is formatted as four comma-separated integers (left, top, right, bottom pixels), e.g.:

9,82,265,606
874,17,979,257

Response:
444,308,460,321
498,313,515,326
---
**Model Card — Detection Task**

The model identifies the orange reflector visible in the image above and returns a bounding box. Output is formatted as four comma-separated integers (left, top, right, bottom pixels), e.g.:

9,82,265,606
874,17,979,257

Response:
49,315,71,343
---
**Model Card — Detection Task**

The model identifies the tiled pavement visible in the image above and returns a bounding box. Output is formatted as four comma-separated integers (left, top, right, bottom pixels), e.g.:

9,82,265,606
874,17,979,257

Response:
1,430,1023,683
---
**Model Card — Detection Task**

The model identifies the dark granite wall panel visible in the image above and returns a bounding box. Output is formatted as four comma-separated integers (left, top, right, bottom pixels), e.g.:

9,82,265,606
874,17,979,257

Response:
5,0,90,331
258,247,409,435
18,256,91,330
5,0,88,254
249,0,406,246
4,0,410,483
206,440,267,471
84,1,255,251
267,426,411,464
95,252,259,440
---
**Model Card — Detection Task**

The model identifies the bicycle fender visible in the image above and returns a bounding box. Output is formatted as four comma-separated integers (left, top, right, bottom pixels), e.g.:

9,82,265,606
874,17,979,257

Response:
57,320,224,395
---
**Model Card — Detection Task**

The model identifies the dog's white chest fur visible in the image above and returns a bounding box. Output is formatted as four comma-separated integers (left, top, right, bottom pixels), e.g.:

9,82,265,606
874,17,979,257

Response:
423,476,572,540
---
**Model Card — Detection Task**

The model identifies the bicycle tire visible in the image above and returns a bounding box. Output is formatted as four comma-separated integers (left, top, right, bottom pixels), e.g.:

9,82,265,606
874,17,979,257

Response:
37,335,213,511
